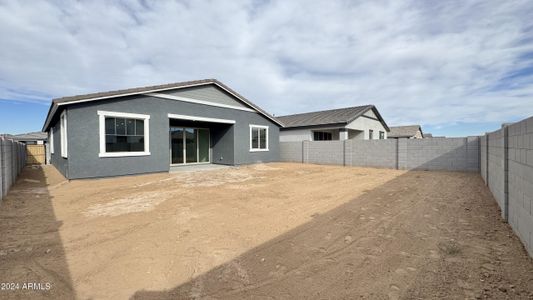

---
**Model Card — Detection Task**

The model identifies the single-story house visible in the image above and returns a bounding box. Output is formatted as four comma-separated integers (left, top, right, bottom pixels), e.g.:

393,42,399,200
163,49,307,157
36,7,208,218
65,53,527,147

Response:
424,133,433,138
12,131,48,145
42,79,283,179
277,105,389,141
388,125,424,139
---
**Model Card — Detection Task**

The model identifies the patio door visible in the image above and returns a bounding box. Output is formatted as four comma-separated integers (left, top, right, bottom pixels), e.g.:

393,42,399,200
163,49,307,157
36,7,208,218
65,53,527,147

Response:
170,127,209,165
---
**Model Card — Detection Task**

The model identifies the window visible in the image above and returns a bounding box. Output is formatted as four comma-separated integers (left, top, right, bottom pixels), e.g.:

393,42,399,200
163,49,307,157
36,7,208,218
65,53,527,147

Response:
250,125,269,151
98,111,150,157
379,131,385,139
313,131,333,141
60,111,68,158
369,129,374,140
49,128,54,154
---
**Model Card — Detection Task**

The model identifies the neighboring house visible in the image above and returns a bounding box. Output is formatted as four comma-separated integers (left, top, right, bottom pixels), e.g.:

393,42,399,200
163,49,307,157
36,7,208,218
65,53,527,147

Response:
12,131,48,144
42,79,283,179
424,133,433,138
388,125,424,139
277,105,389,142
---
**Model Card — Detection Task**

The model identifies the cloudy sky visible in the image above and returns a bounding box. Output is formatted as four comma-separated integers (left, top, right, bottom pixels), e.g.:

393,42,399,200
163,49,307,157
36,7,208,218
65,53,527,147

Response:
1,0,532,136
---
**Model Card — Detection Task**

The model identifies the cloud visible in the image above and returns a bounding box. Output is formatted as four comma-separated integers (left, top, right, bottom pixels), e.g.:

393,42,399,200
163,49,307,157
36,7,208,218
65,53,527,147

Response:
0,0,532,128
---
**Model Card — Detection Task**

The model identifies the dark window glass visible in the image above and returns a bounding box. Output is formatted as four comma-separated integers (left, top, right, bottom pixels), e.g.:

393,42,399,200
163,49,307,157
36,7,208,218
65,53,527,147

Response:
313,131,332,141
135,119,144,135
379,131,385,139
105,117,144,152
369,130,374,139
259,128,267,149
126,119,135,135
252,128,259,149
105,118,115,135
116,118,126,135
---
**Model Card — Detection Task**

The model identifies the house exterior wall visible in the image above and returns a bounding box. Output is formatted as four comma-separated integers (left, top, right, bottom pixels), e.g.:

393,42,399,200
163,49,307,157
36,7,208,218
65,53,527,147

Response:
48,115,69,178
345,111,388,140
279,129,312,142
53,92,279,179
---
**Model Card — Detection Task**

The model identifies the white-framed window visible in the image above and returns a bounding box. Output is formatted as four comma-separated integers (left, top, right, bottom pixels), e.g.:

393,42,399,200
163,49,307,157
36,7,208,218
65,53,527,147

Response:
98,110,150,157
60,111,68,158
49,128,54,154
249,124,269,152
379,131,385,139
369,129,374,140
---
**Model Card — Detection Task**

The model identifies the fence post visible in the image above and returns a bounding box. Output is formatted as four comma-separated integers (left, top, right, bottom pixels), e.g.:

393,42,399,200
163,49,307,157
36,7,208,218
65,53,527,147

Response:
343,140,346,166
503,126,509,222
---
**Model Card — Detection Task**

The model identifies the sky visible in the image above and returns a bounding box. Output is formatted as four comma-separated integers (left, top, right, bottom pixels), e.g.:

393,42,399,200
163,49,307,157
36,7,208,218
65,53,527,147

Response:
0,0,532,136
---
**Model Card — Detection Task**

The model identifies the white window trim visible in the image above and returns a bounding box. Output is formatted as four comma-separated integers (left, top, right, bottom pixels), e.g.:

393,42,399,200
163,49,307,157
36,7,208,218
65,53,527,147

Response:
98,110,151,158
249,124,269,152
49,128,54,154
60,111,68,158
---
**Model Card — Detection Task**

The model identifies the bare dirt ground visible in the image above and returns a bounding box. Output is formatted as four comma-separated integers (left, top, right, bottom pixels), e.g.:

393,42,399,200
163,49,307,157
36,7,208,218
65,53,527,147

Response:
0,163,532,299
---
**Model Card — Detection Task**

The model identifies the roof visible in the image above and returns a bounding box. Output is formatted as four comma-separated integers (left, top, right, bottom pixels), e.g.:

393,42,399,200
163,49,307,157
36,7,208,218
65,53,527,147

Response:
42,79,283,131
13,131,48,141
388,125,423,138
276,105,390,131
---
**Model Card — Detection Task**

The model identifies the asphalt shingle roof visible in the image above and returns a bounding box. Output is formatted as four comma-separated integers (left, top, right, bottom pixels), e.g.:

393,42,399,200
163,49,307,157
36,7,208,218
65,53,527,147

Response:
388,125,422,138
13,132,48,141
277,105,375,128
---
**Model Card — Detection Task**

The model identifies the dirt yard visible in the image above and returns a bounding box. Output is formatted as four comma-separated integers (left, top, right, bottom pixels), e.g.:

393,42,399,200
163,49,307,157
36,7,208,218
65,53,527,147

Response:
0,163,532,299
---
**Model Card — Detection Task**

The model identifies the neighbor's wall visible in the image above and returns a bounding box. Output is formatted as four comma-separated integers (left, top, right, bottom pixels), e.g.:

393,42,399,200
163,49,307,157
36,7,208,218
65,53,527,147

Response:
279,128,312,142
480,116,533,258
0,138,26,202
280,137,480,172
346,110,388,140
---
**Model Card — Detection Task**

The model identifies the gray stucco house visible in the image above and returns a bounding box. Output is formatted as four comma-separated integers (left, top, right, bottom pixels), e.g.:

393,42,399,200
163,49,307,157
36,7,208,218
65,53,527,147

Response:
42,79,282,179
278,105,389,141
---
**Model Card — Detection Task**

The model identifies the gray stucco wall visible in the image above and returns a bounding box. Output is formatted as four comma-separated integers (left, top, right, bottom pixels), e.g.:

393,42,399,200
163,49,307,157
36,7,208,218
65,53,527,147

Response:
53,92,279,179
49,116,69,178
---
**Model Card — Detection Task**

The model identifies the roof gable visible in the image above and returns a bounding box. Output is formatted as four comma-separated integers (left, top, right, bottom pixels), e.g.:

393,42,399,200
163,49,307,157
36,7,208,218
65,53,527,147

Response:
277,105,389,131
42,79,283,131
388,125,422,138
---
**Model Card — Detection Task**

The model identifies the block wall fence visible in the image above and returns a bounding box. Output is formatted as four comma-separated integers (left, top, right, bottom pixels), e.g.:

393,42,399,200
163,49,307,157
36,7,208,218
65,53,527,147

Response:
481,116,533,258
0,138,27,202
280,137,480,172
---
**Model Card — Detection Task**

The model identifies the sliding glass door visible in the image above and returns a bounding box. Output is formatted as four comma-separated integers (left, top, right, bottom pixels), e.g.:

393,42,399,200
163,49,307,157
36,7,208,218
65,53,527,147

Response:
170,127,210,165
170,128,184,164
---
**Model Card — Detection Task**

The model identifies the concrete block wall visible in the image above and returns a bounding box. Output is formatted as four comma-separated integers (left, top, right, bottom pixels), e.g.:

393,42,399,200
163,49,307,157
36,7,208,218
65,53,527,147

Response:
0,138,26,202
348,139,398,169
279,137,480,172
306,141,345,165
487,129,506,216
279,142,303,163
507,117,533,257
478,115,533,258
480,135,487,182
